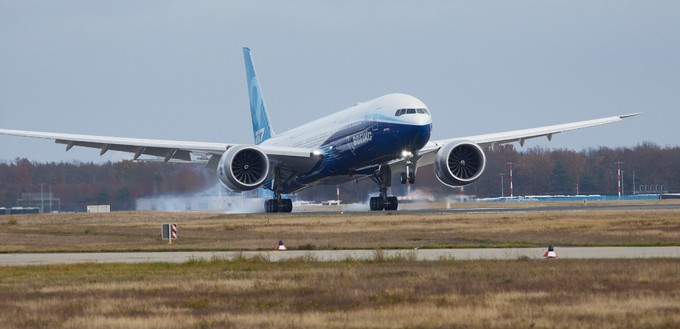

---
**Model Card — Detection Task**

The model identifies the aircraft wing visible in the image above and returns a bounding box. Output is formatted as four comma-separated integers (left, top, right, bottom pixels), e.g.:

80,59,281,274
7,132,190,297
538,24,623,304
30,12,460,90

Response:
0,128,321,170
413,113,639,168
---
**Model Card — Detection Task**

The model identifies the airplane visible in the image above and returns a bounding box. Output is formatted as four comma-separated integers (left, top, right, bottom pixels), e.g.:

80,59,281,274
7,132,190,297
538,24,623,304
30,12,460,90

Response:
0,48,638,213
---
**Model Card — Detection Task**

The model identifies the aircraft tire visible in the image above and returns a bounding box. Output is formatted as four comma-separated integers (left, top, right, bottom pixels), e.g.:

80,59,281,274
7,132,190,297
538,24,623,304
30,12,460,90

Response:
279,199,293,213
265,199,279,213
369,197,385,211
385,196,398,211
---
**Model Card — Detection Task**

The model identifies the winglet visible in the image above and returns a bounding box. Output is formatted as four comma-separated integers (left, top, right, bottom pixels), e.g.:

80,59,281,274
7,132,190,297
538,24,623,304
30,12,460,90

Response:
620,113,641,119
243,47,275,145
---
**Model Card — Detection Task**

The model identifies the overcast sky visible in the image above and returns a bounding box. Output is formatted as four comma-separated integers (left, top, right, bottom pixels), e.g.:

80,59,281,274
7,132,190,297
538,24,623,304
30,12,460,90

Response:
1,1,678,163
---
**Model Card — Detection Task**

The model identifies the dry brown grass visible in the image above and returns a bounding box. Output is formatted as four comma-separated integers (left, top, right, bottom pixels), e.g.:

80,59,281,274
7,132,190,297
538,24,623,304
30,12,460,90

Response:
0,258,679,328
1,201,680,252
1,202,679,328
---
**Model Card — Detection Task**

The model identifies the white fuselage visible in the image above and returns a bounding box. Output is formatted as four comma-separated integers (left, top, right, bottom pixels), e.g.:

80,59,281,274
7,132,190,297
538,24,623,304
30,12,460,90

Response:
261,93,433,191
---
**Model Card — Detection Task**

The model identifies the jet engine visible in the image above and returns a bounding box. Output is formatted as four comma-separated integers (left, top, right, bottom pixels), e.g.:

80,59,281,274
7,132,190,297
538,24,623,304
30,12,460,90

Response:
434,141,486,187
217,145,270,191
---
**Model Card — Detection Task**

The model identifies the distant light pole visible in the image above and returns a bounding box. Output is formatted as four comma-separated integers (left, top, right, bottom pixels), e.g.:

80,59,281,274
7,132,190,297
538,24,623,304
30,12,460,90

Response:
621,171,625,197
506,162,514,198
615,161,624,199
632,171,636,196
499,173,505,198
40,183,44,214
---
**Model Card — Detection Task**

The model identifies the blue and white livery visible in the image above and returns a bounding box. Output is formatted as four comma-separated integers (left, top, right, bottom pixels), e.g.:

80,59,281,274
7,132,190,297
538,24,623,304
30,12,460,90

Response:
0,48,639,213
243,47,274,145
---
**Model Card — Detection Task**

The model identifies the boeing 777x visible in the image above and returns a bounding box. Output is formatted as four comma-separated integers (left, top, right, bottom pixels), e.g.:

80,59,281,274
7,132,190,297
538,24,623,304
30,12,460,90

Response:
0,48,638,213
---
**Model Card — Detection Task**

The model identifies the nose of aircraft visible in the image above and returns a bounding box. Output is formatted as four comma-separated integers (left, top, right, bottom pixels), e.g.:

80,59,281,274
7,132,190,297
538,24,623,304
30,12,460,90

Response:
408,111,432,126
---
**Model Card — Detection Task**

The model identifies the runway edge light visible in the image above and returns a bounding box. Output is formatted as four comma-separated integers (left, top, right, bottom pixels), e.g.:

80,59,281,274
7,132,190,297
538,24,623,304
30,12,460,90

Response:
544,244,558,258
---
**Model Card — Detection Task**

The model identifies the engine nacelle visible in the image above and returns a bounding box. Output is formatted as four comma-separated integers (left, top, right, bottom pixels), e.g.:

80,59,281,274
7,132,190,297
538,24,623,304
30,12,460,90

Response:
217,145,269,191
434,141,486,187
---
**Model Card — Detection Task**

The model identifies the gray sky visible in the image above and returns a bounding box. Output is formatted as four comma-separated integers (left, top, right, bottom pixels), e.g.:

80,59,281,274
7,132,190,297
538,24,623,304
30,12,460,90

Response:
1,1,679,163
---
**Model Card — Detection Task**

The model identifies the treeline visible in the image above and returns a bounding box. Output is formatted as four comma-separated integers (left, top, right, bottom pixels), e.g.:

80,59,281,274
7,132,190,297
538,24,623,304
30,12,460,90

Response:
0,160,211,211
300,142,680,202
424,142,680,198
1,143,678,210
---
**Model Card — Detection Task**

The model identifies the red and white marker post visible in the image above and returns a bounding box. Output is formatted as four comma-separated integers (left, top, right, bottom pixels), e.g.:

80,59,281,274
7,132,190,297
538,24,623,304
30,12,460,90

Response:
169,223,177,244
162,223,178,245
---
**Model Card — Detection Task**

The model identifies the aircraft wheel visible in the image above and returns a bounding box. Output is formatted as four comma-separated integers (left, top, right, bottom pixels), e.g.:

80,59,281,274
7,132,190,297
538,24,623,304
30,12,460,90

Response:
265,199,279,213
279,199,293,213
370,197,385,211
385,196,399,211
400,172,416,184
400,172,407,184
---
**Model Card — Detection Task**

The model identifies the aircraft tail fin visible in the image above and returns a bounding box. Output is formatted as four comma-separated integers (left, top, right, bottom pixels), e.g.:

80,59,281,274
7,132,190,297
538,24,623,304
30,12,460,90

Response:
243,47,274,144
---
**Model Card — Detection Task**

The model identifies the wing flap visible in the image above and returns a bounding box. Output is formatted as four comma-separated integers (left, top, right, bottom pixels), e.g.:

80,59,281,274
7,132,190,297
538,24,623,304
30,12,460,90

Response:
51,137,201,162
1,128,321,167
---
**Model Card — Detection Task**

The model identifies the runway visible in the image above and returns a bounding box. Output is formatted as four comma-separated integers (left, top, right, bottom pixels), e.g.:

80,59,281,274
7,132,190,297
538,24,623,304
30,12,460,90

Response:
2,246,680,266
297,201,680,215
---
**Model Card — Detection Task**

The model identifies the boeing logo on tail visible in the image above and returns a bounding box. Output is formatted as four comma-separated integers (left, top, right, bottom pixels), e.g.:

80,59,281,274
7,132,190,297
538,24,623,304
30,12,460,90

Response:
0,48,639,213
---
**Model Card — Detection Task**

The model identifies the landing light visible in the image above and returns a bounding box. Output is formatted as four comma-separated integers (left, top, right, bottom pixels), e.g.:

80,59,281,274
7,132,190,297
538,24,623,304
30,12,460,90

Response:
401,150,413,158
312,149,324,157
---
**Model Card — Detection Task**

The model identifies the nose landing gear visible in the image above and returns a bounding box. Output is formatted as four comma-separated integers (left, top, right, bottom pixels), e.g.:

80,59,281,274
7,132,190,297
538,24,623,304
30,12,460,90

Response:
399,151,416,185
399,171,415,185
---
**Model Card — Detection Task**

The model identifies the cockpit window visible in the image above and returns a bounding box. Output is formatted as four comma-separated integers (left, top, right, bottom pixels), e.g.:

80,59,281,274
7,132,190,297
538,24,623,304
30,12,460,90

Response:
395,108,429,116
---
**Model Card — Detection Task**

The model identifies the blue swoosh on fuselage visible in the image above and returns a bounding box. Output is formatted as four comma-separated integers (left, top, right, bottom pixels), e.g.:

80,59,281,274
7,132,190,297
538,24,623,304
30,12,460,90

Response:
291,121,432,188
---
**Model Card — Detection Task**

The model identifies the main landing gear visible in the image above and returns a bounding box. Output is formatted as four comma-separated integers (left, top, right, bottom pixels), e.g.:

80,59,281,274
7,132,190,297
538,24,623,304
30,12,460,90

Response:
264,197,292,213
264,167,292,213
369,166,398,211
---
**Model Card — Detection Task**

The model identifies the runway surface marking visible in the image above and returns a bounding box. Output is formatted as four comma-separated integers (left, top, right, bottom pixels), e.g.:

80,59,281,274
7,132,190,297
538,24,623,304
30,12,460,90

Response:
2,247,679,266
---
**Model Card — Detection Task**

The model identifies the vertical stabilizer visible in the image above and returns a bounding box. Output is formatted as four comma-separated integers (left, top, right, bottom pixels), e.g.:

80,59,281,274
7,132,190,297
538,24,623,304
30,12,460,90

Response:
243,47,274,144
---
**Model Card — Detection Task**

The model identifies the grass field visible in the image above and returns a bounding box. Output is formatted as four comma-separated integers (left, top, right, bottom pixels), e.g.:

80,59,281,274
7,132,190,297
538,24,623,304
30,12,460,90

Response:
1,201,679,252
0,257,679,329
1,201,679,328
